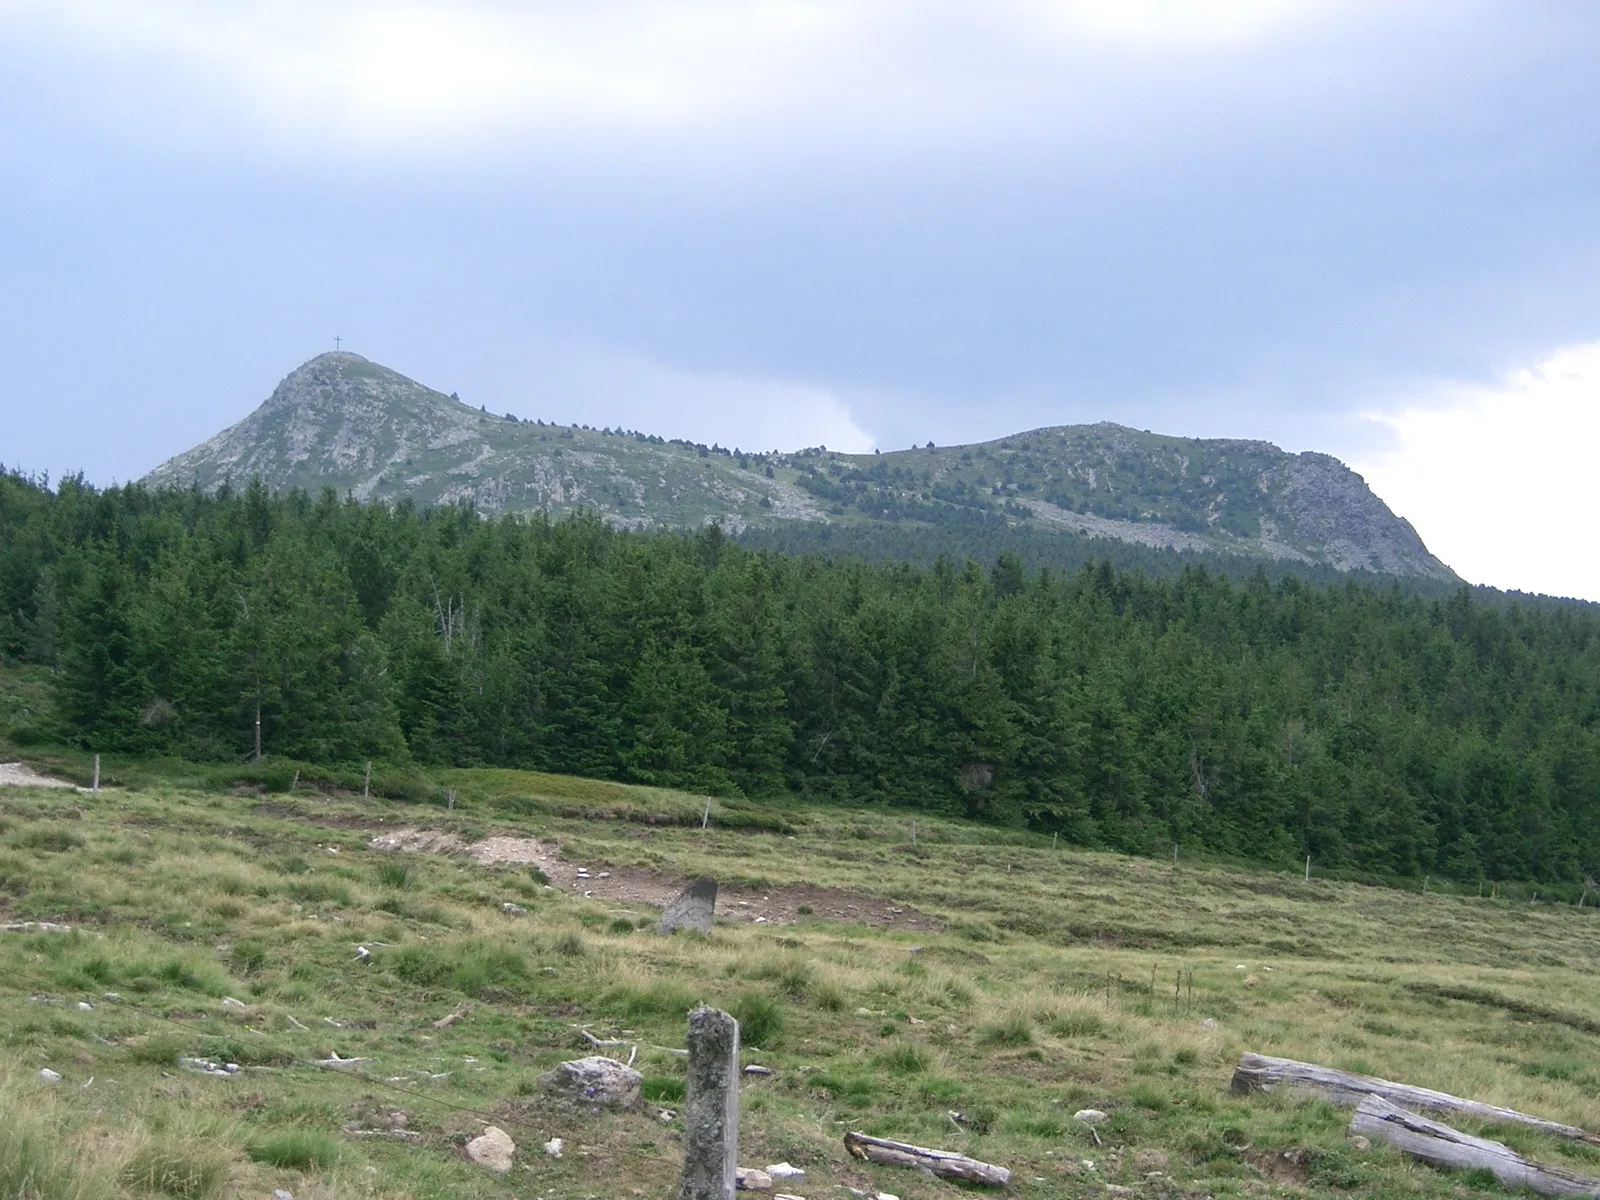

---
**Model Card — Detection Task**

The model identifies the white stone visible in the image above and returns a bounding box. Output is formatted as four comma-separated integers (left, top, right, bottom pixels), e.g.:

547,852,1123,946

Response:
221,996,247,1009
736,1167,773,1190
1074,1108,1108,1125
766,1162,806,1183
38,1067,62,1083
543,1137,564,1157
76,1001,92,1011
744,1063,774,1076
466,1126,515,1173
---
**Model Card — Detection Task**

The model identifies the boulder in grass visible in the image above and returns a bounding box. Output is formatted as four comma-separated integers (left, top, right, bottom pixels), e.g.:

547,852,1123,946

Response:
538,1055,642,1109
466,1126,515,1173
659,876,717,935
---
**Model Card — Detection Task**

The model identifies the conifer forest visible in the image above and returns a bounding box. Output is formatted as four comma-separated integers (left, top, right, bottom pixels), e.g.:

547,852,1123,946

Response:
4,471,1598,885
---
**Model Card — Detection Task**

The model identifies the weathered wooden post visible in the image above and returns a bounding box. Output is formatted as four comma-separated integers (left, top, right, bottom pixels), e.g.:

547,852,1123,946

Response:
92,754,100,794
678,1005,739,1200
363,761,372,799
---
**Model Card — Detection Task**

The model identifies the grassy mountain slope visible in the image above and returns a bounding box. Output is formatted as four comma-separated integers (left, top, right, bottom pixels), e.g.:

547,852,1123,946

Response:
145,352,1455,581
2,755,1596,1199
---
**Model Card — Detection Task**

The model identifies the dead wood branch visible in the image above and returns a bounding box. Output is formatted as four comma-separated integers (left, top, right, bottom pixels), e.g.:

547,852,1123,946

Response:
1351,1095,1600,1198
844,1131,1011,1186
1232,1052,1600,1145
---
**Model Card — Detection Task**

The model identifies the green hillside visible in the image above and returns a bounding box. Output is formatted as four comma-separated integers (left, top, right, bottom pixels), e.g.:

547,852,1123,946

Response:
2,764,1599,1199
143,353,1454,581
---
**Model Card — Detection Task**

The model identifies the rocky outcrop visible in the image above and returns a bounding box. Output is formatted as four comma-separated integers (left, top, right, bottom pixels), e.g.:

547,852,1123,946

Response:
143,356,1457,582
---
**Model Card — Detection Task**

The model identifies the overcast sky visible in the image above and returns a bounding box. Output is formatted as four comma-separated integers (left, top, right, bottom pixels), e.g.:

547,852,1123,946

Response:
2,1,1598,598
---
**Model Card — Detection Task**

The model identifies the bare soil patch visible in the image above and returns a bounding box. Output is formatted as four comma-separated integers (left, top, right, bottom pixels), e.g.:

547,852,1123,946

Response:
372,828,940,932
0,762,77,790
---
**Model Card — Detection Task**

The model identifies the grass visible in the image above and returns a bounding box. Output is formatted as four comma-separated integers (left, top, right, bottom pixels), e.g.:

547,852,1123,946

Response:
246,1130,341,1171
3,754,1600,1197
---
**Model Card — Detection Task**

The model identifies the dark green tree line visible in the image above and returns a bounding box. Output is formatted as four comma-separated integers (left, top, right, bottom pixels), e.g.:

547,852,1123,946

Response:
4,470,1600,884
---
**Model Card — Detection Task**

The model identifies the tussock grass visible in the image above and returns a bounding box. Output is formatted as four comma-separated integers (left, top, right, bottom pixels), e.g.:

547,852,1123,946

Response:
122,1130,234,1198
5,760,1600,1197
0,1073,108,1200
245,1130,341,1170
730,992,787,1048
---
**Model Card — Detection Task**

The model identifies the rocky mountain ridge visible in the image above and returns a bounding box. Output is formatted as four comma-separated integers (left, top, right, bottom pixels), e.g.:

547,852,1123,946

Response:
144,353,1456,581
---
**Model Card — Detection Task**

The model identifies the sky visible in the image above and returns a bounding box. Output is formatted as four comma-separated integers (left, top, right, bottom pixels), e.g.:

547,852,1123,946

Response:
1,2,1598,598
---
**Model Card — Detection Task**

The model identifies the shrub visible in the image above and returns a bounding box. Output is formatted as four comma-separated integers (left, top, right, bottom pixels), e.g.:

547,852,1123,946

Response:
529,866,550,886
731,992,786,1048
245,1130,340,1170
609,918,634,935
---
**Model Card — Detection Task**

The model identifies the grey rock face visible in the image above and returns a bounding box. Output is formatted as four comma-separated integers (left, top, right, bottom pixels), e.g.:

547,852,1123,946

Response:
538,1056,642,1109
143,355,1457,582
660,876,718,935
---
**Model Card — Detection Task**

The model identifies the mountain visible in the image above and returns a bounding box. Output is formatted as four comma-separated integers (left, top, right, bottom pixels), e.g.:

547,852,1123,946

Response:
144,352,1455,581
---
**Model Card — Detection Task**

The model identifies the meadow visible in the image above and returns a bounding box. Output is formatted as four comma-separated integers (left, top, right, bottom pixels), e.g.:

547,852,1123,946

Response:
3,756,1600,1199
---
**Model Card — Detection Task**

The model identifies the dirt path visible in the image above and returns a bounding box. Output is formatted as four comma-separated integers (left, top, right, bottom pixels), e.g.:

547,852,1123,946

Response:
0,762,77,790
369,828,941,932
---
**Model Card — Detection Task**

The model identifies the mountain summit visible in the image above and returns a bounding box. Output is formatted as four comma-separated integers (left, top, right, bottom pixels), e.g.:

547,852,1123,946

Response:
144,353,1455,581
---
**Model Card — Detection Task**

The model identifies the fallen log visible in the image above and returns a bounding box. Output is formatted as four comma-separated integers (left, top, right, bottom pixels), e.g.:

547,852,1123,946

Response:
1351,1095,1600,1198
844,1131,1011,1186
1231,1052,1600,1145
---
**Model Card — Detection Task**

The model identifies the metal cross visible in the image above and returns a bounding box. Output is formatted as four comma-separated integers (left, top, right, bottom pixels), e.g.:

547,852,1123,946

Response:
335,335,342,351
